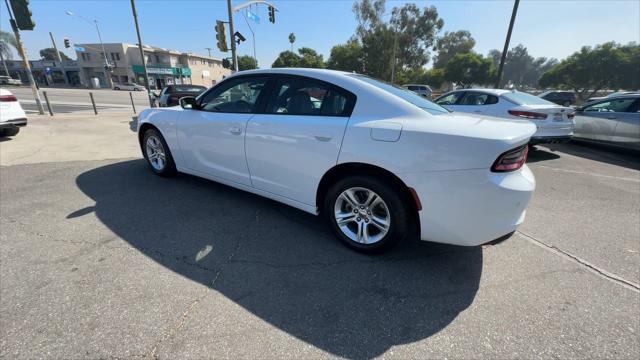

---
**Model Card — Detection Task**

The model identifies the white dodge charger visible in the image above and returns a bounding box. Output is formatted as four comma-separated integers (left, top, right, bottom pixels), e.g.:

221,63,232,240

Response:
136,68,536,253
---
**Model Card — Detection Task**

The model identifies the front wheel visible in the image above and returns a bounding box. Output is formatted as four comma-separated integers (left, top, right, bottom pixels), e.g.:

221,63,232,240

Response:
562,100,571,107
142,128,176,176
324,176,411,253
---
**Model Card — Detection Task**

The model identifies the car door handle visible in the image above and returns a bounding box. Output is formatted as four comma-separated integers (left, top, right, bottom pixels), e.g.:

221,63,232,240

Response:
314,135,333,142
229,126,242,135
473,110,483,113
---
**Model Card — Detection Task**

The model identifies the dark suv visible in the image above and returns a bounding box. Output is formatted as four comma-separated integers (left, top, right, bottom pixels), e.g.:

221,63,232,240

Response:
538,91,576,107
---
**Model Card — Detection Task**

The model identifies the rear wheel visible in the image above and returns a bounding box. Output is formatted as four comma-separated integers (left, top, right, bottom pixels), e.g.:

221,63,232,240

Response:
562,100,571,107
324,176,411,253
142,128,176,176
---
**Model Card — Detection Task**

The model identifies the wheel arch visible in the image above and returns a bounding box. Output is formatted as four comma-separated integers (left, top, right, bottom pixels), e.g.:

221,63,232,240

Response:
138,122,162,150
316,162,421,232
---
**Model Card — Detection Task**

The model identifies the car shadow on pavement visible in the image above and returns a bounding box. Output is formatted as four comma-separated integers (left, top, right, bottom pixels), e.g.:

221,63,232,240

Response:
75,159,482,359
541,142,640,170
526,146,561,163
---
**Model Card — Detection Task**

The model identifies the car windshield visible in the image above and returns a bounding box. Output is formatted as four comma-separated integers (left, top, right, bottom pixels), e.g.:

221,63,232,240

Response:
350,75,449,115
503,91,555,105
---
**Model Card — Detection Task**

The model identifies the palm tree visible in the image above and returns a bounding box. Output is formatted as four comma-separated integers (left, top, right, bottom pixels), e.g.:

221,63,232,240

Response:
0,30,18,76
288,32,296,52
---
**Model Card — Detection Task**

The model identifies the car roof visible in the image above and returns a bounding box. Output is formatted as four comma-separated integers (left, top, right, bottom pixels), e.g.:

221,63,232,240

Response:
445,88,512,96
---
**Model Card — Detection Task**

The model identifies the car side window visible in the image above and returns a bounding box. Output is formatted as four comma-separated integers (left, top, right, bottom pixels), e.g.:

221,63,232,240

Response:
436,92,463,105
199,77,268,113
266,77,353,117
584,98,636,113
460,92,498,105
627,99,640,113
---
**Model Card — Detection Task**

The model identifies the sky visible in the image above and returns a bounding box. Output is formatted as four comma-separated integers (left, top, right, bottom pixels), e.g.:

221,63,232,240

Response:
1,0,639,69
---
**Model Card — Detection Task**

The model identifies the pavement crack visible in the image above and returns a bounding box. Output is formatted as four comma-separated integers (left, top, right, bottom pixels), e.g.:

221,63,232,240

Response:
516,230,640,293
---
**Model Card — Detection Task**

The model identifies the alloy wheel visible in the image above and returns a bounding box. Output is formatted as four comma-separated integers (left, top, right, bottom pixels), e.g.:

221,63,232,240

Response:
145,135,166,171
334,187,390,244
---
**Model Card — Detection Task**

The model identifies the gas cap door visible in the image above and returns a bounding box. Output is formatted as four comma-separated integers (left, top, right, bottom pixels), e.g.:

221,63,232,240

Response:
370,122,402,142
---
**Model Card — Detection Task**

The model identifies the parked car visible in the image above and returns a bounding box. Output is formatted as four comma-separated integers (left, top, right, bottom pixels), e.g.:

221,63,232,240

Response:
435,89,575,145
0,75,22,86
538,90,576,107
158,85,207,107
0,88,27,136
113,82,145,91
587,91,640,103
136,69,536,253
573,95,639,151
402,84,432,98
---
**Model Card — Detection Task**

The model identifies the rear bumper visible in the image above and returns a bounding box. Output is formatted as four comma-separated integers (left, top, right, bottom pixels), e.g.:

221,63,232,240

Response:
398,165,535,246
529,135,572,144
0,118,27,129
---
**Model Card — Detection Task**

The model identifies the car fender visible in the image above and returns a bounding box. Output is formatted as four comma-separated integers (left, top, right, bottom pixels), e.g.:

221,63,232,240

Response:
137,107,185,166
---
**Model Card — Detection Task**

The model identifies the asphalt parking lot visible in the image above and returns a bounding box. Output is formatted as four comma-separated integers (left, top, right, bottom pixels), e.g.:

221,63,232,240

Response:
1,114,638,359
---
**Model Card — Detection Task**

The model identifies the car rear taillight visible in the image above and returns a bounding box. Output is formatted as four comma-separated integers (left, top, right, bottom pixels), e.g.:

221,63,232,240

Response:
491,145,529,172
0,95,18,102
508,110,547,120
567,112,575,120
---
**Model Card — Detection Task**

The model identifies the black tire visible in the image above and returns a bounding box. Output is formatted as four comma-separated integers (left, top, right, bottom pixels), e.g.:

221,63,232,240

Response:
562,100,571,107
1,127,20,137
142,128,176,177
323,175,411,253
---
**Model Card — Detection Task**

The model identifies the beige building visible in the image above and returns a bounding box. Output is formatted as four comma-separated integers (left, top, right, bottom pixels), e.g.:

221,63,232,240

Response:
74,43,230,89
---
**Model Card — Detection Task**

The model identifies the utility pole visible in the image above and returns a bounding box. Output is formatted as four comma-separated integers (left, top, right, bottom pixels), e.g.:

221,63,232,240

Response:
4,0,44,114
226,0,238,71
130,0,154,107
495,0,520,89
205,47,213,57
0,51,9,76
49,32,68,86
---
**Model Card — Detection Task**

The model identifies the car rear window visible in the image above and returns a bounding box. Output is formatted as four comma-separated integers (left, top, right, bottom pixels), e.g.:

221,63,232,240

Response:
351,75,449,115
171,85,207,93
503,91,555,105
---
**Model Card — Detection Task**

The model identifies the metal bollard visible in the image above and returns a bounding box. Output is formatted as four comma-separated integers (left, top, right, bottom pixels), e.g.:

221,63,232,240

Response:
129,92,136,114
89,92,98,115
42,91,54,116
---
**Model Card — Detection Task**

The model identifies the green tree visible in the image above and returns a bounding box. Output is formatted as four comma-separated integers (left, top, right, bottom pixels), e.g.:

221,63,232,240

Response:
327,39,364,72
395,67,445,89
444,52,494,88
39,47,71,61
237,55,258,71
433,30,475,69
353,0,443,80
272,50,301,68
0,30,18,75
298,47,325,68
539,42,638,102
489,45,558,89
288,33,296,52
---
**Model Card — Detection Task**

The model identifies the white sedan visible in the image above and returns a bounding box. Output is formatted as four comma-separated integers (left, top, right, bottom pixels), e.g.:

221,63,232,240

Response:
113,82,145,91
0,88,27,136
136,69,536,253
436,89,575,145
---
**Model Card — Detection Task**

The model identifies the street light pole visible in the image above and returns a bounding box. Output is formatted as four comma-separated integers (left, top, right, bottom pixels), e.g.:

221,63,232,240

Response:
65,11,114,88
226,0,238,72
205,47,213,57
129,0,153,107
495,0,520,89
242,11,257,65
49,32,69,86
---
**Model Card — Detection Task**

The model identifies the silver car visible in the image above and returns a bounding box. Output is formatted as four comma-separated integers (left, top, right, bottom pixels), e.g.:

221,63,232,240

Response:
402,84,432,99
573,95,639,151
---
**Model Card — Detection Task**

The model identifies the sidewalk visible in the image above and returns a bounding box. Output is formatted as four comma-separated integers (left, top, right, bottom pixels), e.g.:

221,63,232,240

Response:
0,113,141,166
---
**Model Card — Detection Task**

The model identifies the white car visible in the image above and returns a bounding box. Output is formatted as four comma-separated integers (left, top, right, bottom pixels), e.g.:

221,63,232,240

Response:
113,82,145,91
0,88,27,136
436,89,575,145
136,69,536,253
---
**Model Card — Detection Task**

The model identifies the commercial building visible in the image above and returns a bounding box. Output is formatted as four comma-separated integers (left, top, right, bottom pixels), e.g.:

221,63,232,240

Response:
4,59,81,87
74,43,230,89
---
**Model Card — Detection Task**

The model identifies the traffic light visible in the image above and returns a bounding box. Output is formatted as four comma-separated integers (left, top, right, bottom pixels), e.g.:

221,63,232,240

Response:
215,20,228,52
9,0,35,31
268,6,275,23
63,38,71,48
222,58,231,69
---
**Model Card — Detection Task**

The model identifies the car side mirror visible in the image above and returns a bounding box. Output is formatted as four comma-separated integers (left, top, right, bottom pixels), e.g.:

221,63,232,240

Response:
180,96,199,110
